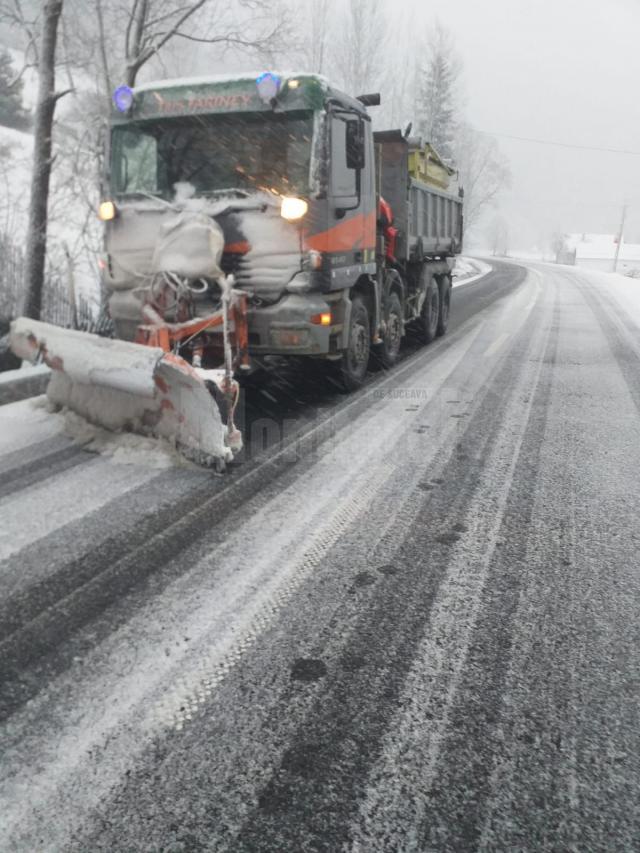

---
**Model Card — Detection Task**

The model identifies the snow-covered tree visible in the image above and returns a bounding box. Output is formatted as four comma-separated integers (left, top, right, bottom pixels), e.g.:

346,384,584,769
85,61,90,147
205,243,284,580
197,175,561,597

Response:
60,0,291,95
0,48,30,130
487,214,510,257
416,23,461,161
298,0,332,74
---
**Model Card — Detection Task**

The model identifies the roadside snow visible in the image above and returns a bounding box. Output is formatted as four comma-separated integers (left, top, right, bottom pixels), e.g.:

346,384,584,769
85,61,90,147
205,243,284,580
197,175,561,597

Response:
0,396,64,454
453,257,492,288
573,268,640,320
61,409,196,470
0,394,194,470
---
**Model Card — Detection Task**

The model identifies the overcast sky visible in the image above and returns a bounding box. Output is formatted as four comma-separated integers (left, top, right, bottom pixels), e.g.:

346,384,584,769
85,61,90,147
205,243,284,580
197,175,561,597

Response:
5,0,637,252
405,0,640,248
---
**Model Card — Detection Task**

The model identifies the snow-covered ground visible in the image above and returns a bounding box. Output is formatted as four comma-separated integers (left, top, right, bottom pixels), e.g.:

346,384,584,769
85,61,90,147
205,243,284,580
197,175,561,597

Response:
453,256,492,287
0,394,193,469
3,261,640,850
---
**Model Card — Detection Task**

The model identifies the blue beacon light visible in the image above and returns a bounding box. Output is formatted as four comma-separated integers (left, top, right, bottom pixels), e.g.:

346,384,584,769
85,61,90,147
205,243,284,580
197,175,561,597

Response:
255,72,282,103
113,85,134,112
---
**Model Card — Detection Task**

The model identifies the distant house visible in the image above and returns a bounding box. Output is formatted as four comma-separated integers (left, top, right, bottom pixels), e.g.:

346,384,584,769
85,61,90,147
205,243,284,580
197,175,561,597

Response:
557,233,640,274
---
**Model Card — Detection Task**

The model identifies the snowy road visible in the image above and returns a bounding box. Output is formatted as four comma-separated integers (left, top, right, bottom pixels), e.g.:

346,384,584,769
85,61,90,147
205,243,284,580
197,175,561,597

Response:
1,261,640,851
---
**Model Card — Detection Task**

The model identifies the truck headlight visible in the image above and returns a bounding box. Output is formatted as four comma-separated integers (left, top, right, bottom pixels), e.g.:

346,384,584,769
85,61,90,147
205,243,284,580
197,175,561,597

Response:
280,196,308,221
98,201,117,221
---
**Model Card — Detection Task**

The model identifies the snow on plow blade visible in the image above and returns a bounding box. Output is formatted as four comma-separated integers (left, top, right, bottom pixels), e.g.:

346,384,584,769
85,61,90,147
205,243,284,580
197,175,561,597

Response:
9,317,235,468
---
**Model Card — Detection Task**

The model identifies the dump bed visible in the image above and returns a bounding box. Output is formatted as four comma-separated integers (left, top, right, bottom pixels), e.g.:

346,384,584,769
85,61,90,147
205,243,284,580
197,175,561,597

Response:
374,130,463,261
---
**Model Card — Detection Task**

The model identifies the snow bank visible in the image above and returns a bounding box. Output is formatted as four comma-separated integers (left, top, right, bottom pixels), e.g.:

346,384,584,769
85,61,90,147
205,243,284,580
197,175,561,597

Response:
453,256,492,287
0,396,64,455
0,392,194,470
60,409,196,470
575,268,640,319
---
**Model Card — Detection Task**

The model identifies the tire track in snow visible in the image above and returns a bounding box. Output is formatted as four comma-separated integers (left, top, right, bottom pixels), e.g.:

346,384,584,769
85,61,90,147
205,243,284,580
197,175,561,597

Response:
0,443,89,501
0,467,211,640
0,264,531,850
350,286,555,853
0,367,454,850
474,273,640,851
0,456,162,564
74,276,540,850
54,270,542,853
0,275,526,852
224,277,553,853
0,270,525,718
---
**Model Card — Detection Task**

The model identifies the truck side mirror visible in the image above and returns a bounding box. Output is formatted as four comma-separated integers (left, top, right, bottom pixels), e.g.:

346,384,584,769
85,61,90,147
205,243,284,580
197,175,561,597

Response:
346,120,365,170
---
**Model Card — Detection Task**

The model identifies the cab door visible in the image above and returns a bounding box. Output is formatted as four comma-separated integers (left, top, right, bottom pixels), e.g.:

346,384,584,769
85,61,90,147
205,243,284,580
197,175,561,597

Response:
324,112,375,289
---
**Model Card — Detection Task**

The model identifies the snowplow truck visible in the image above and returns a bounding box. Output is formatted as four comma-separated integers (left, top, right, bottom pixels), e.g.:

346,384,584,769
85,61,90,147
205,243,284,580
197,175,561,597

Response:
11,72,463,468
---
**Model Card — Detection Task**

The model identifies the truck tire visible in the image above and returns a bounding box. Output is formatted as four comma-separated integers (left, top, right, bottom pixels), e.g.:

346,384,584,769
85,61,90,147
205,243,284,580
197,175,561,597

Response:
337,294,370,390
419,283,440,345
372,291,403,370
437,275,451,337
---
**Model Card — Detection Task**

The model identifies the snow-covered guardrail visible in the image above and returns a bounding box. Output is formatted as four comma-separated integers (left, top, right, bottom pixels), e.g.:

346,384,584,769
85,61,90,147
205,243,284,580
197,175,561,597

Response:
0,364,51,406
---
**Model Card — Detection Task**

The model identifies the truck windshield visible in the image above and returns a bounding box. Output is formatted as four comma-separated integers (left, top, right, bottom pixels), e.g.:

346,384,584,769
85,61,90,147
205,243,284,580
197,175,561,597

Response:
110,110,314,200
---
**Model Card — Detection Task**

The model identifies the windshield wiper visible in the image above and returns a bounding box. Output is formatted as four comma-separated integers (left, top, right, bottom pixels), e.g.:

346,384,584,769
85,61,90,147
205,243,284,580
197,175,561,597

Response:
204,188,252,199
118,190,177,208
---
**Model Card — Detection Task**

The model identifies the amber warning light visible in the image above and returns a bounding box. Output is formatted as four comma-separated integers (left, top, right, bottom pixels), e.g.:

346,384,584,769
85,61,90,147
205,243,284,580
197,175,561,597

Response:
311,312,332,326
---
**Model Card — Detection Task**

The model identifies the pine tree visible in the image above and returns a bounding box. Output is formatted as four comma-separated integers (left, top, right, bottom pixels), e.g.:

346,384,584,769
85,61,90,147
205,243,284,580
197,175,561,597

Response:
416,24,460,162
0,49,31,131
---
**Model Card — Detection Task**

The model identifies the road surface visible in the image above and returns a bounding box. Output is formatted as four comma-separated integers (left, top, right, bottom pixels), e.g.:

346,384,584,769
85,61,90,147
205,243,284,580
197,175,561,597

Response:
1,261,639,852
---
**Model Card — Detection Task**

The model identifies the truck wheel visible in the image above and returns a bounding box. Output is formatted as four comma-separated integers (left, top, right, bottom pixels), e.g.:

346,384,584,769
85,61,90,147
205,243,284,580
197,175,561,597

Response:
373,291,403,370
437,275,451,337
338,294,370,390
420,284,440,345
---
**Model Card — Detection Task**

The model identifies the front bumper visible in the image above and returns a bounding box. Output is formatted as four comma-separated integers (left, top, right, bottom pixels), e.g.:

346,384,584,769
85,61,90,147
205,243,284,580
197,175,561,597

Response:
246,293,339,355
108,287,345,357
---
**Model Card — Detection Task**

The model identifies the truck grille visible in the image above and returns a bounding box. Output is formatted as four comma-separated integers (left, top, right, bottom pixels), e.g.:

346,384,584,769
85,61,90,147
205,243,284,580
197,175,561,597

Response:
221,252,243,276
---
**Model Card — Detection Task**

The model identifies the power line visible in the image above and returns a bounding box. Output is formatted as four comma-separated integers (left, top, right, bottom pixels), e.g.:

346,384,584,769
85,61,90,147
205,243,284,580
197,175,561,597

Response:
476,129,640,156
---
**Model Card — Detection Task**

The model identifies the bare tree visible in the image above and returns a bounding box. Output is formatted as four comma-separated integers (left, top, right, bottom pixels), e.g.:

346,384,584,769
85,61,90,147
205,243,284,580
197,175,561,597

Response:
454,122,511,232
62,0,291,93
332,0,386,95
0,0,41,66
416,22,461,161
1,0,291,325
487,214,509,257
390,20,415,129
22,0,67,320
296,0,332,74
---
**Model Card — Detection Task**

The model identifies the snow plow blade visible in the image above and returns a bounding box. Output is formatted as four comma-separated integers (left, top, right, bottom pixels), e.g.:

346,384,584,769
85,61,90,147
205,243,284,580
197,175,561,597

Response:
9,317,237,468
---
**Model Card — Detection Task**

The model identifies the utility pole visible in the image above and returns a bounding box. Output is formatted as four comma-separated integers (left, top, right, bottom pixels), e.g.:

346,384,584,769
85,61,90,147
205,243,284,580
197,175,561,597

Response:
613,203,627,274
